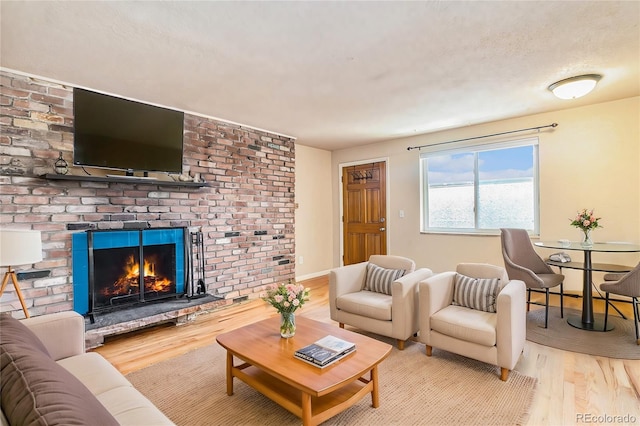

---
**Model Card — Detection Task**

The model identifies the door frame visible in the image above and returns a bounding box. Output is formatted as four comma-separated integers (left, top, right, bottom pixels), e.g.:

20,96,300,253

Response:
338,157,390,267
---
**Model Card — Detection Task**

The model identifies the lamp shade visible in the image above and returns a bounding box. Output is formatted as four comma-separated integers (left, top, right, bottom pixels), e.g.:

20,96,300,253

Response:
0,229,43,267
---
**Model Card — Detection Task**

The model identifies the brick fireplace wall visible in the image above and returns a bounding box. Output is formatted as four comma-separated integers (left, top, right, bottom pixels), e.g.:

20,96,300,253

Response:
0,70,295,318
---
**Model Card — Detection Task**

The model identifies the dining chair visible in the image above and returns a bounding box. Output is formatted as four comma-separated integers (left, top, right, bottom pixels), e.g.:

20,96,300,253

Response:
600,262,640,345
500,228,565,328
600,242,633,318
602,241,634,282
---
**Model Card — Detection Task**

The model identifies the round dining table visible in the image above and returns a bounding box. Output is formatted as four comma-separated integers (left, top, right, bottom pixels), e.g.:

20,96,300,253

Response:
534,241,640,332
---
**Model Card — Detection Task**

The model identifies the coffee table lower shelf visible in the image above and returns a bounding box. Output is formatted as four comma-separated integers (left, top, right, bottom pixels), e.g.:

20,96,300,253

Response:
230,361,377,426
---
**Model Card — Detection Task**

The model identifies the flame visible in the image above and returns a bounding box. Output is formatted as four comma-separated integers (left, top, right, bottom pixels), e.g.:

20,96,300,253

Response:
100,254,173,296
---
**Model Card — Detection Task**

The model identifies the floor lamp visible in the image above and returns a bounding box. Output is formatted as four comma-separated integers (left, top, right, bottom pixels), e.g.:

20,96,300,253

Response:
0,229,42,318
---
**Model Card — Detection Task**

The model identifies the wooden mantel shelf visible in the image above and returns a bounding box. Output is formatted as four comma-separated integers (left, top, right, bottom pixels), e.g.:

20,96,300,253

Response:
41,173,208,187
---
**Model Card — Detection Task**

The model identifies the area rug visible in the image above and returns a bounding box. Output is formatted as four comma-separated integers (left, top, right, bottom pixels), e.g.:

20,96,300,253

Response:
126,337,536,426
526,307,639,359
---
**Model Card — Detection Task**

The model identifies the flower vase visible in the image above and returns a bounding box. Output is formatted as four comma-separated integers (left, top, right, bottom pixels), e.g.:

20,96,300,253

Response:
581,229,593,248
280,312,296,338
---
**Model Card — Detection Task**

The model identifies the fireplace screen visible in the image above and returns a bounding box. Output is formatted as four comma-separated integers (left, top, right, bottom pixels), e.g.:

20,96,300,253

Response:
93,244,176,309
72,227,186,317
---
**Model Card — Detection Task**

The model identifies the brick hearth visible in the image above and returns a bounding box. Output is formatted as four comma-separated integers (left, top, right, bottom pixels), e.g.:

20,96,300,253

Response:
84,295,227,349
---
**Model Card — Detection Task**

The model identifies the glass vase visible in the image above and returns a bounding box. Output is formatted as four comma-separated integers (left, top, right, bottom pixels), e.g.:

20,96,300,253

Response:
581,229,593,248
280,312,296,338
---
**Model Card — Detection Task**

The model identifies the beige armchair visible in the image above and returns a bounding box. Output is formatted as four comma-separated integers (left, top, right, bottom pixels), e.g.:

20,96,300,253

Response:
329,255,433,350
418,263,526,381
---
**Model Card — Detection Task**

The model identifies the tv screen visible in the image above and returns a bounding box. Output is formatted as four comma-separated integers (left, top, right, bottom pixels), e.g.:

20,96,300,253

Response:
73,88,184,174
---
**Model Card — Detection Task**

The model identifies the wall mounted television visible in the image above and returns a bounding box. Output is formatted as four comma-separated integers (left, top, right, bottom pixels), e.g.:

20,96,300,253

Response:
73,88,185,175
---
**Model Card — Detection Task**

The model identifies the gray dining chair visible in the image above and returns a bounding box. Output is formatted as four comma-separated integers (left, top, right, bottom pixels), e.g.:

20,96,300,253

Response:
500,228,565,328
602,241,634,282
600,262,640,345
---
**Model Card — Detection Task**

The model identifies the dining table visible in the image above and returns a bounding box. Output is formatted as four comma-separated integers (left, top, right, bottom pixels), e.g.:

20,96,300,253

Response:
534,241,640,332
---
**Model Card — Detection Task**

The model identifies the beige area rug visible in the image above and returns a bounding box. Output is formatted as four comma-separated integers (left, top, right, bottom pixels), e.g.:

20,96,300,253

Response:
127,336,536,426
527,307,639,359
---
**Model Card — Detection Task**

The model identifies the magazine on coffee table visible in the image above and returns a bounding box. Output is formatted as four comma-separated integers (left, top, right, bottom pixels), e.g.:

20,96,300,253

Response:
294,335,356,368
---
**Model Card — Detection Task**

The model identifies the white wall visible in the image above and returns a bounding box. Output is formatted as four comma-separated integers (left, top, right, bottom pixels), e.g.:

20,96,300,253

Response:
329,96,640,291
294,144,334,279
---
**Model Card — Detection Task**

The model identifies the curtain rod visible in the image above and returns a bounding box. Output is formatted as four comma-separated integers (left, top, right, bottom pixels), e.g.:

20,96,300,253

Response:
406,123,558,151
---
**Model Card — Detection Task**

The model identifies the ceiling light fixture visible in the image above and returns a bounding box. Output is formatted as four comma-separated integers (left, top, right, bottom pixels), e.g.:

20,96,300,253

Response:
548,74,602,100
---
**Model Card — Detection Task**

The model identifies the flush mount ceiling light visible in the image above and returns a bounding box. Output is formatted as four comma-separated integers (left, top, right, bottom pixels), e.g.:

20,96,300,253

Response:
548,74,602,100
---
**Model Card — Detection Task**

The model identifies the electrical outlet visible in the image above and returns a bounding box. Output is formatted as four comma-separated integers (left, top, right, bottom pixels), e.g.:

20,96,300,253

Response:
299,256,304,265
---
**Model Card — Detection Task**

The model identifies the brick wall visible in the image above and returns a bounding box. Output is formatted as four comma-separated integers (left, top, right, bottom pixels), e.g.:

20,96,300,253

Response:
0,70,295,317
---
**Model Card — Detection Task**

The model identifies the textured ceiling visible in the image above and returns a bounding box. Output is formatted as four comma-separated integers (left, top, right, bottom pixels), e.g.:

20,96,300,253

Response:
1,1,639,150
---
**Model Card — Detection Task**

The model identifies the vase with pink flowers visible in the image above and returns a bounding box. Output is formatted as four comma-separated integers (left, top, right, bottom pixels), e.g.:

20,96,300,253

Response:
262,282,310,338
570,208,602,248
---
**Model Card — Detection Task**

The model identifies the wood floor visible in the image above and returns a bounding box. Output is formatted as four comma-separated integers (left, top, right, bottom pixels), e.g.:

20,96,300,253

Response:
94,275,640,426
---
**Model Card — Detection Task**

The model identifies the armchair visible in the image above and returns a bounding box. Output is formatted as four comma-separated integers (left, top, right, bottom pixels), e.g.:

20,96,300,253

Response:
329,255,433,349
417,263,526,381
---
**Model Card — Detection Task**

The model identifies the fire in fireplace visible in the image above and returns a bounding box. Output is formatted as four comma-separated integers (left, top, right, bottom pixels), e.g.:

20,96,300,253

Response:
105,253,172,296
94,244,176,309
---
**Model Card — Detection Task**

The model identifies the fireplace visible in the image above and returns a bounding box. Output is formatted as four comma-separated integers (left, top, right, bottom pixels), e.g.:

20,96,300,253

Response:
73,228,187,318
92,243,176,308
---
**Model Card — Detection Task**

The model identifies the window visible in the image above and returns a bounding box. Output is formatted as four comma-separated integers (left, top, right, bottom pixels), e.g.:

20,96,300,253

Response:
420,138,539,234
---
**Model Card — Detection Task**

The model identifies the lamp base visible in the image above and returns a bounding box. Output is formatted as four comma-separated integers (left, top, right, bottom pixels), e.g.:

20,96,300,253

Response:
0,268,30,318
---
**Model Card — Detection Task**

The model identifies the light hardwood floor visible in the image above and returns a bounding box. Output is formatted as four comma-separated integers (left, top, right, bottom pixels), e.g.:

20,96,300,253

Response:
94,276,640,426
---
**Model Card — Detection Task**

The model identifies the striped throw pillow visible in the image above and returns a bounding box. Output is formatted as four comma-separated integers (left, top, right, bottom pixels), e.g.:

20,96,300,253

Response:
363,263,406,295
452,273,500,313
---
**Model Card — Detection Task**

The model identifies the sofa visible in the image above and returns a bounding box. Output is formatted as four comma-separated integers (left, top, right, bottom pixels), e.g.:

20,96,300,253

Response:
0,311,174,425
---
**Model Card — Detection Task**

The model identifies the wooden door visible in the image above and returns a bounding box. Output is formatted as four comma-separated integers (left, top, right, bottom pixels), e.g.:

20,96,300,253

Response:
342,161,387,265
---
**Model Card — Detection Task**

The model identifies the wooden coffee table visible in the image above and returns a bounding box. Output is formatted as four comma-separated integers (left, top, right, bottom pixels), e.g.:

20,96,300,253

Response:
216,316,392,426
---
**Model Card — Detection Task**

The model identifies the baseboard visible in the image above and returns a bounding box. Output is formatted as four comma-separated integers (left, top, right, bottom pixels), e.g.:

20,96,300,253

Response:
296,270,331,282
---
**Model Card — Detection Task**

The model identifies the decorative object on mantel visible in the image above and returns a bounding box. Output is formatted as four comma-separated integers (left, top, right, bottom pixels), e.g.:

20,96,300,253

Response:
262,282,310,338
0,229,43,318
570,208,602,248
54,151,69,175
169,173,196,182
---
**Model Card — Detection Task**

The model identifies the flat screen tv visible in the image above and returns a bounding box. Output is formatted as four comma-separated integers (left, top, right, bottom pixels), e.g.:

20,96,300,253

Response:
73,88,185,174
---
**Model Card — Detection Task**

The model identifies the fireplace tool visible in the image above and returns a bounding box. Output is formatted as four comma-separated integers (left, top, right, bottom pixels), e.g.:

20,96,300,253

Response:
188,230,207,299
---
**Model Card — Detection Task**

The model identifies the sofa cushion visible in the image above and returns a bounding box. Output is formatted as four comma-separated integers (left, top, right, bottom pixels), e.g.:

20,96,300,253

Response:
0,314,51,358
57,352,133,395
431,305,497,347
0,315,118,426
336,291,392,321
56,353,174,424
452,273,500,313
96,385,177,425
363,263,405,295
